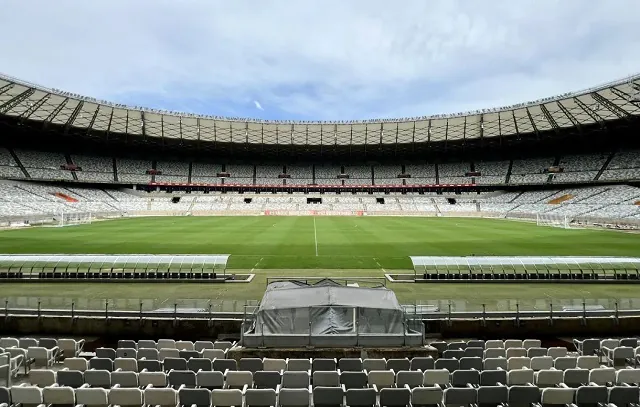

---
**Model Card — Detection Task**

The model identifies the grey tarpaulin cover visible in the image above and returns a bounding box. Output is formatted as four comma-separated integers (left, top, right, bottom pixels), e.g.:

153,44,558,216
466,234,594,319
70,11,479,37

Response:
254,280,405,335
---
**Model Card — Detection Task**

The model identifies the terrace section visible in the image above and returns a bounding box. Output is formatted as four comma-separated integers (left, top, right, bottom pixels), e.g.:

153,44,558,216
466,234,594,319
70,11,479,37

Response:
0,254,233,282
407,256,640,282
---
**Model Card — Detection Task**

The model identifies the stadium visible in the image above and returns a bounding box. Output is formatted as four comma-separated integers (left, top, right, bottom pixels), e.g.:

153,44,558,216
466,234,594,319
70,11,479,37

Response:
2,10,640,405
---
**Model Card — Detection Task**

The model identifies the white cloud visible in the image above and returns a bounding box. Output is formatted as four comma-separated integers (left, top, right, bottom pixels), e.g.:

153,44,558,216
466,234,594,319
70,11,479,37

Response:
0,0,638,120
254,100,264,111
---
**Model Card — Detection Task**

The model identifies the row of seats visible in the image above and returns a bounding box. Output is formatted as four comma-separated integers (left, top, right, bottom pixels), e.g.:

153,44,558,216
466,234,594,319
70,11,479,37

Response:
2,382,639,407
25,366,640,391
115,339,235,352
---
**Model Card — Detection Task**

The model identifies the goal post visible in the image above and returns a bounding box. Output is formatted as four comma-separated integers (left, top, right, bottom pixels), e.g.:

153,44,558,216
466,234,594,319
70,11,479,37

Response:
58,211,93,227
536,213,570,229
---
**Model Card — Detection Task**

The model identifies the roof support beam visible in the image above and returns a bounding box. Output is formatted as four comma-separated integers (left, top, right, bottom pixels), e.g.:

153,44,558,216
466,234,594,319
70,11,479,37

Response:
196,118,201,142
0,83,15,96
42,97,69,128
574,97,604,127
511,111,520,138
141,111,147,140
462,116,467,141
0,88,35,114
124,110,130,134
591,92,629,119
525,108,540,137
479,114,484,139
106,108,114,138
160,116,165,144
411,121,416,143
64,101,84,134
427,119,432,144
85,105,101,135
556,100,581,131
539,104,559,132
246,122,250,144
179,117,184,142
20,93,50,123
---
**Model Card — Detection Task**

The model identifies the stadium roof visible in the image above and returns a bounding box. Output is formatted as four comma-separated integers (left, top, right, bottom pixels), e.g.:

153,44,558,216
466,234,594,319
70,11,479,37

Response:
0,72,639,145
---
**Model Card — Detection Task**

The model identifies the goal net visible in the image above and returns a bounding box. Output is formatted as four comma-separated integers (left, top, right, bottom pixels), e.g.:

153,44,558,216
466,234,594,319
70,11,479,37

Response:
536,213,571,229
58,211,93,227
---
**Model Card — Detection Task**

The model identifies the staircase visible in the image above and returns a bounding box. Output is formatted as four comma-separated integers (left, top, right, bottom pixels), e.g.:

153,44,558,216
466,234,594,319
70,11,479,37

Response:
505,160,513,184
65,154,78,181
9,148,30,178
188,197,197,213
431,198,442,215
547,156,561,183
52,192,78,203
548,194,574,204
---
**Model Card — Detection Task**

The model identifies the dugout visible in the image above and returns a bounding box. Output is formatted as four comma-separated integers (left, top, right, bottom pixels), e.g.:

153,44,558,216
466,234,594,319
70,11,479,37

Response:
242,279,424,348
0,254,231,282
410,256,640,282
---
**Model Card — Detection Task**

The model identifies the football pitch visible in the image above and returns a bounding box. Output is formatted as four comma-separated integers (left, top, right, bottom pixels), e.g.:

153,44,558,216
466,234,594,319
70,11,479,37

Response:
0,216,639,306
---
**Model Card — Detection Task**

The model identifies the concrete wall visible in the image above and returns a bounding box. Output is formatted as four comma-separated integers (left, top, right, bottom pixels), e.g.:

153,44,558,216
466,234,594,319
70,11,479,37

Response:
3,315,640,340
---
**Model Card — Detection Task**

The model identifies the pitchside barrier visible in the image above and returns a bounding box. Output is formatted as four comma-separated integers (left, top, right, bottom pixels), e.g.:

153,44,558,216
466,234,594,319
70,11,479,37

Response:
410,256,640,283
0,254,232,282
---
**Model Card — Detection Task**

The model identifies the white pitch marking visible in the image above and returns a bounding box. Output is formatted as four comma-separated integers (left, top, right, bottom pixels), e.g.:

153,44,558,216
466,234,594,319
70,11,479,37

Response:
313,217,319,257
374,258,386,272
250,257,264,272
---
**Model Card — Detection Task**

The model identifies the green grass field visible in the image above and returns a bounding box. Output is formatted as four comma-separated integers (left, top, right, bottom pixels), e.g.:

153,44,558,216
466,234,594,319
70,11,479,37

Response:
0,216,638,307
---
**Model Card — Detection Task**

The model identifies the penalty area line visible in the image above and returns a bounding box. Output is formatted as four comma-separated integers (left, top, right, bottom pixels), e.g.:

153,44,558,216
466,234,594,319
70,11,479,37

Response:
250,257,264,272
374,258,386,272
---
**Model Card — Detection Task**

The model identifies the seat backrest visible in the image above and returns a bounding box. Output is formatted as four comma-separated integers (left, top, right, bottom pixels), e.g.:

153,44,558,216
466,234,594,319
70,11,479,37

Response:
282,371,309,388
480,369,506,386
188,358,213,372
175,341,194,351
589,367,616,385
447,341,466,351
245,388,277,407
340,371,368,390
117,340,137,350
443,387,476,406
313,386,344,407
38,338,58,350
202,349,226,360
225,370,252,389
395,371,423,389
484,348,506,359
312,358,336,372
507,356,530,370
194,341,214,352
278,388,310,407
530,356,553,371
527,347,547,358
11,386,43,404
368,370,395,389
84,369,112,388
477,385,508,405
111,371,139,388
253,371,281,390
463,347,483,358
109,388,144,406
443,349,464,359
262,358,286,372
313,371,340,387
196,371,225,390
157,339,176,350
411,386,442,406
213,358,237,372
139,371,167,387
423,369,449,386
144,388,178,407
540,387,575,405
386,358,410,372
575,385,608,404
287,358,311,372
435,358,459,372
554,356,577,370
116,348,137,359
459,357,482,371
506,348,526,358
617,368,640,385
89,358,114,371
169,370,197,388
576,355,599,369
379,388,410,407
57,370,84,388
179,388,211,407
19,338,39,349
238,358,263,373
535,369,563,387
137,348,159,361
410,356,434,371
362,358,385,372
213,341,234,351
483,357,507,371
345,388,376,407
29,369,56,387
138,359,161,372
508,385,540,405
159,348,180,361
64,357,88,371
485,340,504,349
523,339,542,349
547,347,568,359
563,368,590,388
0,338,18,348
210,389,242,407
338,358,362,372
75,387,108,407
451,369,479,387
164,357,188,371
609,385,640,407
504,339,523,349
114,357,138,372
467,340,485,349
507,369,533,385
137,340,156,349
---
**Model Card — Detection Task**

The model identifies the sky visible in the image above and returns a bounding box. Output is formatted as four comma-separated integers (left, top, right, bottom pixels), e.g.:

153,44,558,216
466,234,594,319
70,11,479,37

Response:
1,0,639,121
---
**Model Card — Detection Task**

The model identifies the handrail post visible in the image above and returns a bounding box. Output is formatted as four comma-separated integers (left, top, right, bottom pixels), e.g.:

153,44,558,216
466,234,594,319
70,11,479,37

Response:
105,300,109,321
209,301,213,328
482,304,486,327
38,298,41,320
447,301,452,327
582,300,587,325
4,299,8,319
71,301,75,320
549,303,554,326
614,301,619,325
515,302,520,326
139,302,143,324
